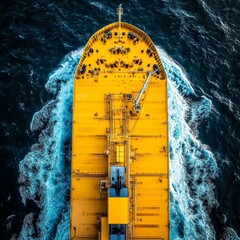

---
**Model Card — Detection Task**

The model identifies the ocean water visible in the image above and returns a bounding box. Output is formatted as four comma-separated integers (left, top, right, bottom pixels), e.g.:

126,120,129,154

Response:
0,0,239,239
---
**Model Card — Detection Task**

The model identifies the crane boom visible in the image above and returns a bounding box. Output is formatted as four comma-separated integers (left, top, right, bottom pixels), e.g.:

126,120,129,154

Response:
133,69,158,113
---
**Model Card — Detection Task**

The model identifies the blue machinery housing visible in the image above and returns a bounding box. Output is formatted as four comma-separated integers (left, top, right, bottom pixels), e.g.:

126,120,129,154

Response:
109,166,128,240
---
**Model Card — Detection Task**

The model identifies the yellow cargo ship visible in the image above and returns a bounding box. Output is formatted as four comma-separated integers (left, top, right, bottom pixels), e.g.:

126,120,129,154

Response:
70,5,169,240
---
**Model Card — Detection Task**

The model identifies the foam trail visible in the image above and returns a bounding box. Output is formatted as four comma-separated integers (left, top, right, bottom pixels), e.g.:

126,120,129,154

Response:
16,47,239,240
158,48,218,239
159,48,240,240
17,49,82,240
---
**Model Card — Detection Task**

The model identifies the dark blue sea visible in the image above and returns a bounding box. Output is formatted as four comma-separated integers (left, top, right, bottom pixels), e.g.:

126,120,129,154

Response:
0,0,240,239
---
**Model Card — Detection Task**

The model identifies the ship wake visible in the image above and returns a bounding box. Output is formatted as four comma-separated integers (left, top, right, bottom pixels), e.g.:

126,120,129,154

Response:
159,49,217,239
16,49,82,240
16,48,238,240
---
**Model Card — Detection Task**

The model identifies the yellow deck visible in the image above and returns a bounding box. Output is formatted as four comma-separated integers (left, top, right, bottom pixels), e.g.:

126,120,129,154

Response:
70,17,169,240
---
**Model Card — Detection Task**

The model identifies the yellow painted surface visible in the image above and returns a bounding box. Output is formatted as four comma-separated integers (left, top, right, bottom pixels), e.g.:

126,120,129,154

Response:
101,217,109,240
116,145,124,163
108,198,129,224
70,21,169,239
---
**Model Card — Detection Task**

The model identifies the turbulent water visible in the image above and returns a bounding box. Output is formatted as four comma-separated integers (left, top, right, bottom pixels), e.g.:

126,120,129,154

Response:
1,1,240,239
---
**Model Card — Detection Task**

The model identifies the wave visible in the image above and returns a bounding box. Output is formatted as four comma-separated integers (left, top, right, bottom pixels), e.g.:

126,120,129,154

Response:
159,48,217,239
17,49,82,240
16,47,239,240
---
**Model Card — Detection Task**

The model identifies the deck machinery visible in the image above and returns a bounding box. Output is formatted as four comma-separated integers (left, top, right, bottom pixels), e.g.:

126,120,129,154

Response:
70,5,169,240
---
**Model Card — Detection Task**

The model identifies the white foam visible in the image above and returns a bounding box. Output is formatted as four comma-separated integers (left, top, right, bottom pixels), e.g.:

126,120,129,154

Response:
160,47,218,239
18,48,82,239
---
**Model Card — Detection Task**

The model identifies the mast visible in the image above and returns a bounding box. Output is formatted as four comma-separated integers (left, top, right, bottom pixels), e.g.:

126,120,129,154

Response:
117,4,123,29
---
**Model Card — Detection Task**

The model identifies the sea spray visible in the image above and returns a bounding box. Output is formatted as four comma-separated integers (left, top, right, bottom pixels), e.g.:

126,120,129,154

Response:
17,49,82,240
159,49,218,239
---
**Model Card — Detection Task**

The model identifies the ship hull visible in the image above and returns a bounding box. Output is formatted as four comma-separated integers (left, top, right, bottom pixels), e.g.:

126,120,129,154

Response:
70,21,169,240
